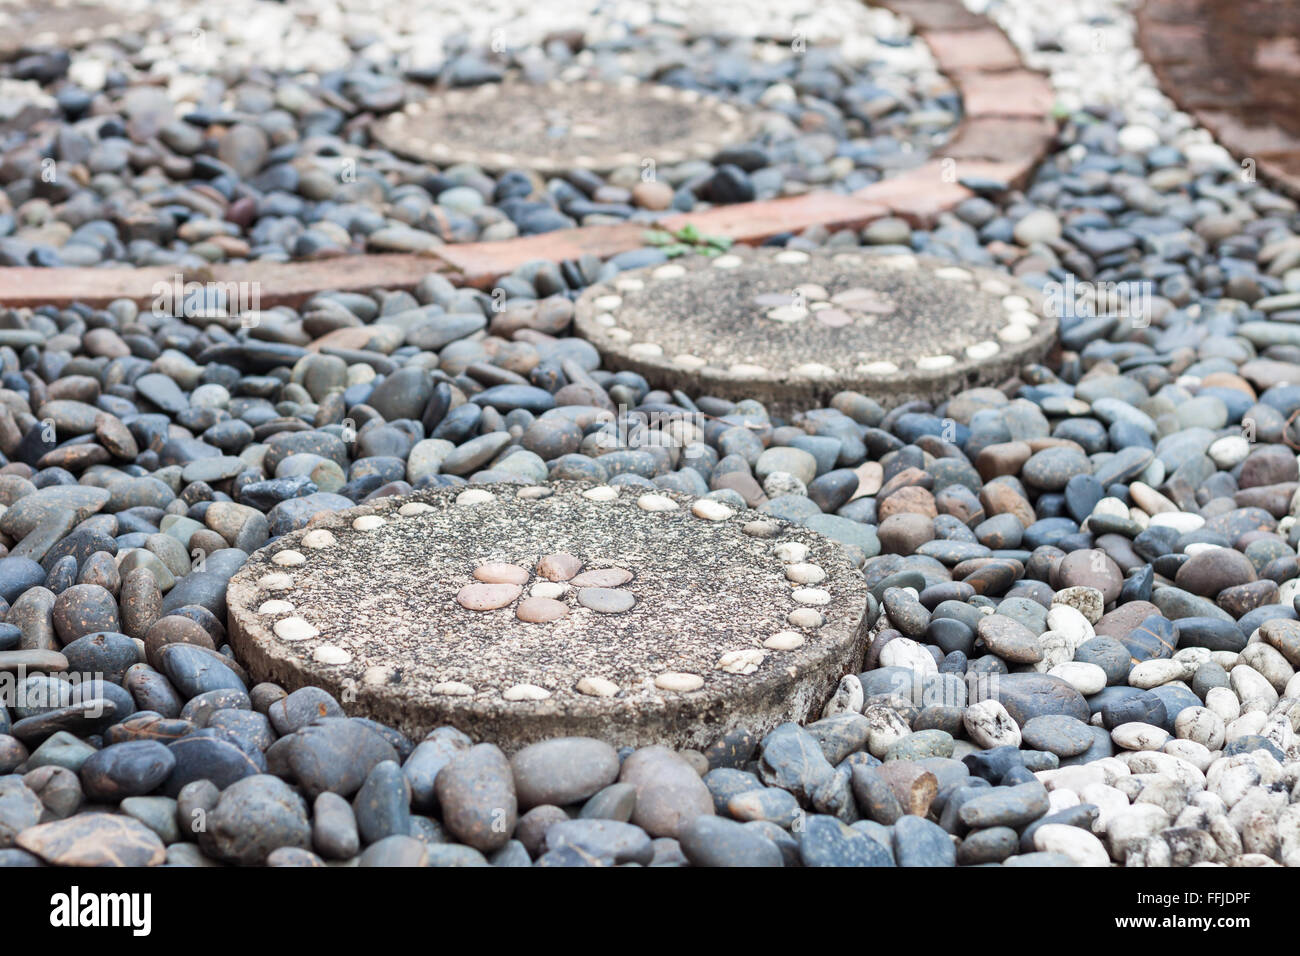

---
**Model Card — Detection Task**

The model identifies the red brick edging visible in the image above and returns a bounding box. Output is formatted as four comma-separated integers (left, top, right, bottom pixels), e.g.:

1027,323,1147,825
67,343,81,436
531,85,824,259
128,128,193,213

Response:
0,0,1057,308
1137,0,1300,199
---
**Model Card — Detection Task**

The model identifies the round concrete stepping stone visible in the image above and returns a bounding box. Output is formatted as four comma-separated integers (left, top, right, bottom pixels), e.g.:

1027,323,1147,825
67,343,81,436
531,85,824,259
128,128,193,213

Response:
371,80,752,175
228,482,871,751
0,0,157,57
574,248,1057,411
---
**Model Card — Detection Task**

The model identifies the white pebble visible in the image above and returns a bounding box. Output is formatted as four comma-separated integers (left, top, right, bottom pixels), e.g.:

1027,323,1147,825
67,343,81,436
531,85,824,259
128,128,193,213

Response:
313,645,351,665
352,515,385,531
637,493,678,512
773,542,810,563
274,617,317,642
575,676,619,698
457,489,495,506
432,681,475,696
257,600,294,615
655,672,704,692
692,500,734,521
1111,722,1171,751
787,608,823,628
301,529,336,549
503,683,551,701
764,631,805,651
272,550,305,567
717,649,765,675
1033,823,1110,866
964,699,1021,749
582,486,618,501
1049,661,1107,695
785,563,826,584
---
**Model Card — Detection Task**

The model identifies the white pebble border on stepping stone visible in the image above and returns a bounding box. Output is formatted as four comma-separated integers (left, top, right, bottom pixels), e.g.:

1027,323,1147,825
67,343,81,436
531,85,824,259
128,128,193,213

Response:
576,676,619,698
228,482,871,749
432,681,475,697
692,500,734,521
313,645,351,665
301,529,336,549
272,550,304,566
717,649,765,675
573,248,1054,412
274,617,317,642
764,632,805,650
656,672,704,692
503,684,551,701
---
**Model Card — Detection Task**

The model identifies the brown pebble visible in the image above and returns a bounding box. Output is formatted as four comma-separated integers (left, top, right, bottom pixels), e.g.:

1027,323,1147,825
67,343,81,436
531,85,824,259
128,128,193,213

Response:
516,597,568,623
570,568,633,588
456,582,522,611
536,552,582,581
473,562,530,585
143,615,216,668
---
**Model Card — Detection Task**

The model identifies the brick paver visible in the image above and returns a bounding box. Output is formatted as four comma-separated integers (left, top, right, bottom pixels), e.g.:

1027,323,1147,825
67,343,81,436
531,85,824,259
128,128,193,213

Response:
1138,0,1300,197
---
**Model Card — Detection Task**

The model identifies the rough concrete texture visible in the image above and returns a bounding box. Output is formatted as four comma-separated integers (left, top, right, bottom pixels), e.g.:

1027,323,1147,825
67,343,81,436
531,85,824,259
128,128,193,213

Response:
372,79,753,175
228,482,873,751
574,247,1057,413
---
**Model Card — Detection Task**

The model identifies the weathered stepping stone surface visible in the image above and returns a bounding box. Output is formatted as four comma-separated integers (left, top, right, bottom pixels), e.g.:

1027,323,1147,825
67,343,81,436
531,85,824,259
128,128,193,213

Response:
0,0,157,58
371,79,752,175
228,482,871,751
574,248,1058,412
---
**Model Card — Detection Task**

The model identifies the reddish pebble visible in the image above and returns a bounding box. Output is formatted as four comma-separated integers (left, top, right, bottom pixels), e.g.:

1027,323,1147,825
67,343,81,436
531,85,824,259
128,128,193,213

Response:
456,583,521,611
537,552,582,581
516,597,569,623
474,562,530,585
570,568,633,588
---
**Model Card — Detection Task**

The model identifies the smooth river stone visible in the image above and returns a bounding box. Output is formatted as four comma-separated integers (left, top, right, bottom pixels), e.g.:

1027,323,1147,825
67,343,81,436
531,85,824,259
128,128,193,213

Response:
577,588,635,614
977,614,1043,664
456,583,522,611
516,597,568,623
570,568,634,588
474,563,530,585
537,552,582,581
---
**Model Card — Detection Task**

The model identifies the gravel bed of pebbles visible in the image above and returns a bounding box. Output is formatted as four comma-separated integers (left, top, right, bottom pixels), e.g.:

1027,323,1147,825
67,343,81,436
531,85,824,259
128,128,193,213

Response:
0,0,956,267
0,0,1298,868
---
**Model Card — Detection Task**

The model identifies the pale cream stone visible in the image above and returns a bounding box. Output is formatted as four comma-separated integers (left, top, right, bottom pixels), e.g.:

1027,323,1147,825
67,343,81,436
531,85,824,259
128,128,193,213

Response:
655,672,704,692
717,649,766,675
637,493,679,512
313,645,352,665
576,676,620,698
692,499,734,521
764,631,806,651
274,617,318,642
503,683,551,701
302,529,337,549
792,587,831,606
